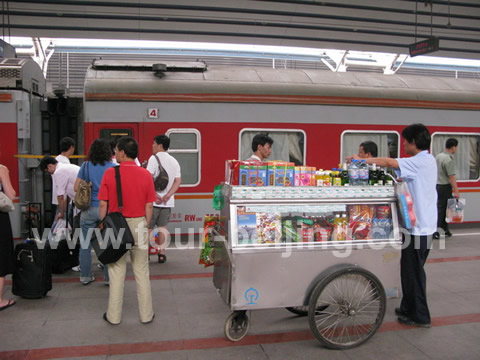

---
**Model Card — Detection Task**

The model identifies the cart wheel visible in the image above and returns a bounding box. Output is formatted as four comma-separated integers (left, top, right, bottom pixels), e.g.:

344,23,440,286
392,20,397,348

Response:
224,311,250,342
286,306,309,316
308,267,386,350
286,305,328,316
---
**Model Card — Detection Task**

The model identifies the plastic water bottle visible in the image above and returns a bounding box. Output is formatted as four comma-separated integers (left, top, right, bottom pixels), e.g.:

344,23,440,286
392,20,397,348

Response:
359,160,369,186
348,160,359,186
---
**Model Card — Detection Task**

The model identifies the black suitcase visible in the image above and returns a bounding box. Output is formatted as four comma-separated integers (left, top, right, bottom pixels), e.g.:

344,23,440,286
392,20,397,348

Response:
12,241,52,299
48,239,80,274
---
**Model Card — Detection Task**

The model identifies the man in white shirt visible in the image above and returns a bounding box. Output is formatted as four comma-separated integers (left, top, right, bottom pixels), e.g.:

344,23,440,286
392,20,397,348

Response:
349,123,437,328
52,137,75,207
146,135,181,263
246,134,273,161
40,156,80,222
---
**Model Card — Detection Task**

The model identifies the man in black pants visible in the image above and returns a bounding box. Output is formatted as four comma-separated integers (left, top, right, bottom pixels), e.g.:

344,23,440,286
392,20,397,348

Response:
349,124,437,328
434,138,459,239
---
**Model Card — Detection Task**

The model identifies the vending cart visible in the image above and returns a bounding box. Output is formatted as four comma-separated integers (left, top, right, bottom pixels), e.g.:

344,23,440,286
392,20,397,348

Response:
212,184,402,349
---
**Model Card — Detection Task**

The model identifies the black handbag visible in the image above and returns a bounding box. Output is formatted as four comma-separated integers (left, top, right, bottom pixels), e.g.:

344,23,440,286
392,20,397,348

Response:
91,166,135,265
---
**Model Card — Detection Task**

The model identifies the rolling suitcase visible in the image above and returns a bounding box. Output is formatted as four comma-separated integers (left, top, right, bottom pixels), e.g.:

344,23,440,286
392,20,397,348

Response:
12,241,52,299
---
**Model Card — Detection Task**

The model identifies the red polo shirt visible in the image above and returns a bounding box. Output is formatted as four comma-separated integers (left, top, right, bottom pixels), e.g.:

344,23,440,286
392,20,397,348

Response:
98,161,156,217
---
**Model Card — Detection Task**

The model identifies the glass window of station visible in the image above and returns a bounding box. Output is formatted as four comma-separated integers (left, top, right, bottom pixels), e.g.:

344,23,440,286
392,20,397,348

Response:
341,131,399,161
239,129,306,165
166,129,201,186
431,133,480,181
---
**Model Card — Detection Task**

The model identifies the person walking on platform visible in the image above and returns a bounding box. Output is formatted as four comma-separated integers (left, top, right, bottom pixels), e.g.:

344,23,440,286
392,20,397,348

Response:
0,164,16,311
146,135,181,263
98,136,156,325
74,139,116,285
434,138,459,239
349,123,437,328
246,134,273,161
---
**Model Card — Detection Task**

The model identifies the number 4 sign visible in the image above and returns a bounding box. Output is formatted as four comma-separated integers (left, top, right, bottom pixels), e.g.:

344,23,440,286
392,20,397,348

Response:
148,108,159,119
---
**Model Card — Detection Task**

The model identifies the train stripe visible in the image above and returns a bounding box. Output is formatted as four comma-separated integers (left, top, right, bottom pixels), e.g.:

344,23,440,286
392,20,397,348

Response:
84,93,480,110
1,313,480,359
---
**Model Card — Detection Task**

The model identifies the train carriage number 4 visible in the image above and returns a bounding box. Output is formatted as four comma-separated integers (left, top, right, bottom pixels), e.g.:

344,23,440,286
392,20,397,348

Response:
148,108,158,119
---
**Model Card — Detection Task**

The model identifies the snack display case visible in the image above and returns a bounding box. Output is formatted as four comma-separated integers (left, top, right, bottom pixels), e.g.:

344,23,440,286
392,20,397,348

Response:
212,184,402,349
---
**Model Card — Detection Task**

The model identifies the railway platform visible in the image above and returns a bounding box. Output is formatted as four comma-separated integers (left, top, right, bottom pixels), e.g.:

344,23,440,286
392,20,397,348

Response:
1,224,480,360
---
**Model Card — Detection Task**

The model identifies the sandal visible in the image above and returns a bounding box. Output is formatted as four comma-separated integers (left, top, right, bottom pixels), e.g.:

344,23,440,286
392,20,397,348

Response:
0,299,16,311
158,254,167,263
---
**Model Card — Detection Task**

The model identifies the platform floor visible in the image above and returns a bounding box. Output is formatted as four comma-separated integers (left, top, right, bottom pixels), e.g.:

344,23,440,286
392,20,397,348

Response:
1,224,480,360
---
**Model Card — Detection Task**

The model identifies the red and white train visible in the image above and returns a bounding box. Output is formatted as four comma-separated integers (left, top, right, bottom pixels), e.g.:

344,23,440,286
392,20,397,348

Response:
2,58,480,238
83,60,480,235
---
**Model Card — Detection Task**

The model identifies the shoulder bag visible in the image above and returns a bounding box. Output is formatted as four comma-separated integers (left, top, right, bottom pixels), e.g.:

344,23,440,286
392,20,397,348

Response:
0,191,14,212
153,154,169,191
74,162,92,211
91,166,135,264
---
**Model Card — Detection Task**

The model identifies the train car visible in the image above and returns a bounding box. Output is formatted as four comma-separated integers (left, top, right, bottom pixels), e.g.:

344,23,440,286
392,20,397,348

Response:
83,60,480,235
0,57,46,239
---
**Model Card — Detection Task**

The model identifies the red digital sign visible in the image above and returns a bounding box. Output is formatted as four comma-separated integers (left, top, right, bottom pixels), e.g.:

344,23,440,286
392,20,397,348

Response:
409,37,439,57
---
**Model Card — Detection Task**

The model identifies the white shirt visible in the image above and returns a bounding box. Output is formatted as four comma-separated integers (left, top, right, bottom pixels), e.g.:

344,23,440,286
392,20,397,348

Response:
52,163,80,201
246,154,262,161
111,157,141,166
396,151,438,235
146,152,181,208
51,155,71,204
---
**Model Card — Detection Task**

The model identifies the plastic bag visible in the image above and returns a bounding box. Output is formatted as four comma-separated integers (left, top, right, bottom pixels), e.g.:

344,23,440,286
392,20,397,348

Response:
50,218,71,242
395,182,416,229
446,198,466,223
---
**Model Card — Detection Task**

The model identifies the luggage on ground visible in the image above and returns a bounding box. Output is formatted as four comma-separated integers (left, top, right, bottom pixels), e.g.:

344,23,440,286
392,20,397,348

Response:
12,240,52,299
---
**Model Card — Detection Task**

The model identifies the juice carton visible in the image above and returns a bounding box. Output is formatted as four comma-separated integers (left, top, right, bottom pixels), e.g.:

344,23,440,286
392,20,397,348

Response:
239,165,249,185
268,161,294,186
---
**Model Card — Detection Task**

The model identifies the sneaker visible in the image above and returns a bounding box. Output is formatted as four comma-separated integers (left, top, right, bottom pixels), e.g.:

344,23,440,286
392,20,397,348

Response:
71,265,81,272
81,276,95,285
395,307,409,318
445,231,453,237
397,316,431,328
104,281,110,286
97,263,104,270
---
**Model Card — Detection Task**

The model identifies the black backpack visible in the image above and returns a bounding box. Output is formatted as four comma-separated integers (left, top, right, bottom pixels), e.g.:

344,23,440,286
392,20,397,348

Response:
153,154,169,191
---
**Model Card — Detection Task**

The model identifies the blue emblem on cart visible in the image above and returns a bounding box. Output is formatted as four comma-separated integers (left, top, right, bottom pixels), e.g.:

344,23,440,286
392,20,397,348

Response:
244,288,259,305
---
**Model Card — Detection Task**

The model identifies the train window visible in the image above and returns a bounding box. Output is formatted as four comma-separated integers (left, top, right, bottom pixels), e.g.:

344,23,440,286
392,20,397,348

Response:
341,131,399,162
431,133,480,181
166,129,200,186
239,129,305,165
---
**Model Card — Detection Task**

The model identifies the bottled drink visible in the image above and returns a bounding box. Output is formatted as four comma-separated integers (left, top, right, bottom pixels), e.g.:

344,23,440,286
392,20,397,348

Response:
358,160,369,185
348,160,359,185
378,168,386,185
369,163,378,186
341,163,349,186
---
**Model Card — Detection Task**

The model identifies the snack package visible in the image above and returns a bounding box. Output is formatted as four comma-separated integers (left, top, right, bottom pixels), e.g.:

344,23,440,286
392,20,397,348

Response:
348,205,375,240
446,198,466,223
372,218,393,239
314,215,335,241
395,182,416,229
256,212,282,243
198,216,219,267
281,216,300,242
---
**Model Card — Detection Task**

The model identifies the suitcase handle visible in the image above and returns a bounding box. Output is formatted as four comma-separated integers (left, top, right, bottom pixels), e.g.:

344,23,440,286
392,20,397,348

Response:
17,249,34,262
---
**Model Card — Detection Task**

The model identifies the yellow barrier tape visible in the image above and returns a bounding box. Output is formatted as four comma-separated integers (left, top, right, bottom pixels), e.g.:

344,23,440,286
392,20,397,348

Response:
14,154,87,159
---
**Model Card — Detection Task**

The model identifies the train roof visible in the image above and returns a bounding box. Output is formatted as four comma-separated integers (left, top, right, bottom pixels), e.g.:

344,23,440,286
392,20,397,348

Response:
84,60,480,106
